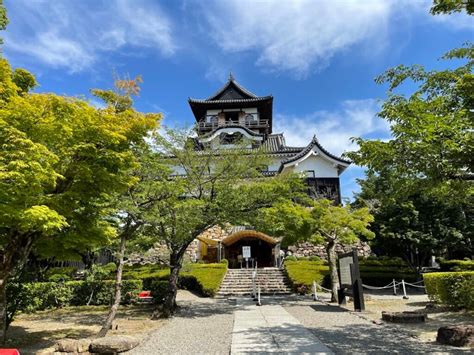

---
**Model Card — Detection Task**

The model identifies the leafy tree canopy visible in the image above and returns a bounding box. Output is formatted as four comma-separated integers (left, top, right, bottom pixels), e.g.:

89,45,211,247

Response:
346,43,473,202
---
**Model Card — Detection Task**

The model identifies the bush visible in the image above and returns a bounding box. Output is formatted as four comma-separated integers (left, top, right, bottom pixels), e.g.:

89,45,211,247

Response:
423,271,474,310
45,267,77,282
296,256,309,261
308,256,322,262
284,260,330,293
438,259,474,272
220,259,229,265
150,280,169,305
285,255,297,261
122,264,169,280
359,257,407,267
181,263,227,297
7,279,143,314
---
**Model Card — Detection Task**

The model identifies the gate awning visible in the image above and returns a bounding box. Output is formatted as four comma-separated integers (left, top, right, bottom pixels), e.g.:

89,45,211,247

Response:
221,230,278,246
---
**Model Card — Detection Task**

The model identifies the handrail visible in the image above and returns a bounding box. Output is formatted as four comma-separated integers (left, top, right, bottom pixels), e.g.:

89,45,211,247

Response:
198,119,269,130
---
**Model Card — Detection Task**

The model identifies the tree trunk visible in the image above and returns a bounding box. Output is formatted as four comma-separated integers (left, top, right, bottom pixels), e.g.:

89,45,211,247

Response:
326,240,339,303
97,232,127,338
161,252,183,318
0,233,37,343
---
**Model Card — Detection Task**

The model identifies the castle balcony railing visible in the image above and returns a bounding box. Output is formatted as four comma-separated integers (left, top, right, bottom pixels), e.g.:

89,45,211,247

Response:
198,116,269,132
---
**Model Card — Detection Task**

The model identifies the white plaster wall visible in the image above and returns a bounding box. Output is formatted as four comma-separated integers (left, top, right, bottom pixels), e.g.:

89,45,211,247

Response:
291,154,339,177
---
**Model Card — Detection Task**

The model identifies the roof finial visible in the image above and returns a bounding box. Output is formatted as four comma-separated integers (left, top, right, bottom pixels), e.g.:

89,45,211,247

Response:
229,71,234,81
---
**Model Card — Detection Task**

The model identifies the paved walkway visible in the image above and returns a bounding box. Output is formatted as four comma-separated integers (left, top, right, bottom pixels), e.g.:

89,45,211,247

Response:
232,301,332,354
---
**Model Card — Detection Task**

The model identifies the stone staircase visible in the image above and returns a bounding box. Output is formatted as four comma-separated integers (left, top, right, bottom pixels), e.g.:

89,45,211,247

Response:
216,268,292,297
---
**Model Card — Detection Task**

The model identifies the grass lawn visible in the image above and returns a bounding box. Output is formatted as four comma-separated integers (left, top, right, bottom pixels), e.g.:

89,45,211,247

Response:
7,304,163,354
284,260,330,293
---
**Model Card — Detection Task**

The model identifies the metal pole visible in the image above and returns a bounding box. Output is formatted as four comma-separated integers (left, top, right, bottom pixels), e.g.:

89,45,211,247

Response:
252,270,256,299
313,281,318,301
393,279,397,295
402,279,409,299
256,286,261,306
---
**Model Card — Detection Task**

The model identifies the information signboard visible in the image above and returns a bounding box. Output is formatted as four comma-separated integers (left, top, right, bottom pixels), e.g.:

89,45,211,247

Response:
242,246,251,259
337,249,365,311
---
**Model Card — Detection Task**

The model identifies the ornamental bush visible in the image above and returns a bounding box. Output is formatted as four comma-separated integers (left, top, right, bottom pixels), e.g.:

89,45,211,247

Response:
150,280,169,304
423,272,474,310
438,259,474,272
284,260,330,293
7,279,143,314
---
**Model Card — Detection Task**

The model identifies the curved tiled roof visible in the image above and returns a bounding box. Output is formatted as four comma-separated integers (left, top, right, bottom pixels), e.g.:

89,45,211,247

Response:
279,136,351,170
206,74,259,100
188,96,273,104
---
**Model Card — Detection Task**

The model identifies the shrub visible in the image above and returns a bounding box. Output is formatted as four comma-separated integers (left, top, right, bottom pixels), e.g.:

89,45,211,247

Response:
122,264,168,280
296,256,309,261
308,256,322,262
150,280,169,305
438,259,474,272
8,279,143,314
285,255,297,261
423,272,474,310
220,259,229,265
181,263,227,297
45,267,77,282
284,260,330,293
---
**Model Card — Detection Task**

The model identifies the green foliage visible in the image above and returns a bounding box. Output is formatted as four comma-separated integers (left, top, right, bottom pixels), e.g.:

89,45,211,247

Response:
284,260,330,293
359,256,408,267
285,255,297,261
431,0,474,14
7,279,143,315
45,267,77,282
122,264,169,281
180,263,227,297
220,258,229,265
121,263,227,297
438,259,474,271
423,272,474,310
0,55,161,269
149,280,168,304
12,68,37,94
347,45,473,265
0,0,7,45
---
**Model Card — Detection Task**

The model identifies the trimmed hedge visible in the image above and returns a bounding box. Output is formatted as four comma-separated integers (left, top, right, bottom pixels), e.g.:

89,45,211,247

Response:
126,263,228,298
423,271,474,310
180,263,227,297
8,279,142,314
438,259,474,272
284,260,330,294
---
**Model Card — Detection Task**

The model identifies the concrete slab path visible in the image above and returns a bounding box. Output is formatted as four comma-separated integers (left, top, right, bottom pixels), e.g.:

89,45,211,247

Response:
231,301,332,354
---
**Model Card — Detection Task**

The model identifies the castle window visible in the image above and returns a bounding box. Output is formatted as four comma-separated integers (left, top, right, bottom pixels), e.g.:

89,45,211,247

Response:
225,111,239,123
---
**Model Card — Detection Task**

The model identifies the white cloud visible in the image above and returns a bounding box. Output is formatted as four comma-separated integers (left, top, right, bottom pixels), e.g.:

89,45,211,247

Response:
274,99,390,156
4,0,177,72
199,0,394,77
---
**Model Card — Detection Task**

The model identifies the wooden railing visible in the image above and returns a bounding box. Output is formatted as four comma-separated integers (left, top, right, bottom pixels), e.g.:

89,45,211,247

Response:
198,118,269,131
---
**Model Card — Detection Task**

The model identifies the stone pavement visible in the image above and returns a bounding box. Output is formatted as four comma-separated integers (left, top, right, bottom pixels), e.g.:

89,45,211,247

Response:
231,300,332,354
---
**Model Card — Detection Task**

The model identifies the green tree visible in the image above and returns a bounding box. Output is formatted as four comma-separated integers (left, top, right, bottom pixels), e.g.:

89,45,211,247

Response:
353,172,473,271
431,0,474,15
147,129,300,316
347,43,473,202
257,199,374,302
0,58,159,339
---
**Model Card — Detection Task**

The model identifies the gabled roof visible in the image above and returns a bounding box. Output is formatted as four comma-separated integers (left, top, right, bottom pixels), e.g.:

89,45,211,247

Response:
206,73,259,101
279,136,351,173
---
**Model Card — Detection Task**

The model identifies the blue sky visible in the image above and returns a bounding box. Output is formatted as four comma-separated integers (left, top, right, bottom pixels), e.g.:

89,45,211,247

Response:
4,0,473,200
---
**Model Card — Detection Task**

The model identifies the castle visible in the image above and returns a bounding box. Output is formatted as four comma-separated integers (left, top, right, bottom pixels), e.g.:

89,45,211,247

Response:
182,75,369,267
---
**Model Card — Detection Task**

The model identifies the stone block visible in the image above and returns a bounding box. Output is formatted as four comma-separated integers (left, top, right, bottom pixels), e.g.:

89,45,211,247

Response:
89,336,140,353
55,339,91,353
437,325,474,347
